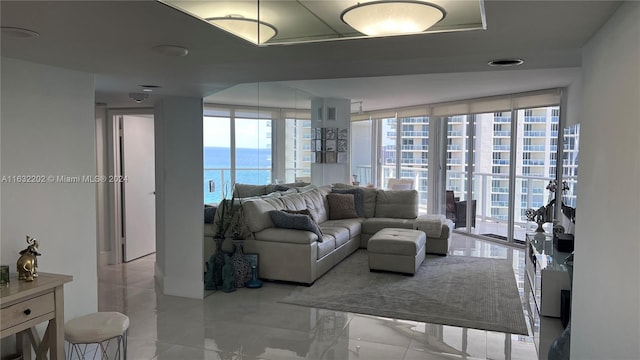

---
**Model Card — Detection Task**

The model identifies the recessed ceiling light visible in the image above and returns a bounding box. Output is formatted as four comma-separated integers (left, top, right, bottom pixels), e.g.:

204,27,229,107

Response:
152,45,189,57
129,93,149,103
488,58,524,67
1,26,40,39
140,85,161,92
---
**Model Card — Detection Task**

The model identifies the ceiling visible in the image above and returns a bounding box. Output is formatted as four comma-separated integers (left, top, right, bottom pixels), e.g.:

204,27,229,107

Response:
161,0,485,44
0,1,621,110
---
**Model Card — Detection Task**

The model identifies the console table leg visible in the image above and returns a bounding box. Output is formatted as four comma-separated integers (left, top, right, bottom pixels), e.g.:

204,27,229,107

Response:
16,330,32,360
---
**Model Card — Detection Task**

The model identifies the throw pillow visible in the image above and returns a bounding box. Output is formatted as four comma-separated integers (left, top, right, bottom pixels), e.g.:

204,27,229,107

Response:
331,188,364,217
269,210,324,241
327,193,359,220
283,208,316,222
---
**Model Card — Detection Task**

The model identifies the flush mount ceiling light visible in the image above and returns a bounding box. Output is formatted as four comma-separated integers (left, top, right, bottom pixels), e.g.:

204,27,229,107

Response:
207,15,277,45
1,26,40,39
341,1,445,36
488,58,524,67
152,45,189,57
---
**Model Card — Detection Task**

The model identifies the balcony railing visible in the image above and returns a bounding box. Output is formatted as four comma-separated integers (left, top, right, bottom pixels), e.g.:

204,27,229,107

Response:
524,116,547,123
524,131,546,137
402,131,429,137
522,159,546,166
401,144,428,151
523,145,545,151
446,171,562,231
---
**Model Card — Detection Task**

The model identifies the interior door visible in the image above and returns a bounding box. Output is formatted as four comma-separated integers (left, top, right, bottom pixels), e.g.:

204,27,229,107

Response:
122,115,156,261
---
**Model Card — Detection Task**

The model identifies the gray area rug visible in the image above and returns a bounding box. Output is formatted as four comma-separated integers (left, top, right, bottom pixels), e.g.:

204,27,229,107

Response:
280,250,528,335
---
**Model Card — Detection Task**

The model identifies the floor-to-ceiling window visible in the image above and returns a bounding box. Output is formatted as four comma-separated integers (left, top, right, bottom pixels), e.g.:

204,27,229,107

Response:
431,89,565,243
283,116,312,183
374,110,430,212
234,115,272,185
203,107,274,203
400,116,429,210
380,117,398,186
203,110,232,204
351,119,374,186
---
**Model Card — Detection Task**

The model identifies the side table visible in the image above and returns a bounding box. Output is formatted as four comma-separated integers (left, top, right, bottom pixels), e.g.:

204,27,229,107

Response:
0,272,73,360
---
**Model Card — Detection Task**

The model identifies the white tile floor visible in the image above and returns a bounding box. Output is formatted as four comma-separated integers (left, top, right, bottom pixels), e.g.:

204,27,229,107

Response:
98,234,540,360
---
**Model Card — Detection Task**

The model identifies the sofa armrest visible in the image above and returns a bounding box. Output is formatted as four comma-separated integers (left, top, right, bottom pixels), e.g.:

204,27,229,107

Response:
254,227,318,245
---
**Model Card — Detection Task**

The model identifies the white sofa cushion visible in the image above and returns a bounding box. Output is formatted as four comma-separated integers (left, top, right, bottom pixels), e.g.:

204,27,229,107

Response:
242,197,284,233
279,192,308,211
374,190,419,219
302,188,329,223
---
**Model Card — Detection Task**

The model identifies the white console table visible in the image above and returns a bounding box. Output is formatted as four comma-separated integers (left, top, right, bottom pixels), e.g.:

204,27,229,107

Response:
525,232,572,317
524,232,571,359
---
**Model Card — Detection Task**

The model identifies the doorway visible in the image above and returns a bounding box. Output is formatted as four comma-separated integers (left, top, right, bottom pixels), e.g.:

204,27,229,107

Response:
105,110,156,263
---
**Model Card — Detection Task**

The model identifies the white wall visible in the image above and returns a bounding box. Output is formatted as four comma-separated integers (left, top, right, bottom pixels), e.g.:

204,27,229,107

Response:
154,97,204,299
1,59,98,317
571,2,640,359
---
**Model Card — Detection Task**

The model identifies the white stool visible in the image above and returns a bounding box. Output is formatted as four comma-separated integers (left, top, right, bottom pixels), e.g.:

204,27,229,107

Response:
65,312,129,360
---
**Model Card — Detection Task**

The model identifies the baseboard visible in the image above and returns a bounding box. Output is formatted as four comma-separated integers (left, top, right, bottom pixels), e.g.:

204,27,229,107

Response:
154,262,164,294
98,251,112,267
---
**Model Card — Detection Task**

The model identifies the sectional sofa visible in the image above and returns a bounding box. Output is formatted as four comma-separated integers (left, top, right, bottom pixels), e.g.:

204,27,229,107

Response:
229,183,452,285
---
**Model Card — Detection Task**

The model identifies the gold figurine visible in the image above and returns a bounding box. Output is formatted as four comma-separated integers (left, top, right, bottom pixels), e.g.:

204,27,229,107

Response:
17,236,40,281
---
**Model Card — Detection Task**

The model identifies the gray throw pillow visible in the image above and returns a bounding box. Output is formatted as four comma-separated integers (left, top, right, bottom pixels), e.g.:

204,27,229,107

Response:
331,188,364,217
327,193,359,220
269,210,323,242
283,208,316,222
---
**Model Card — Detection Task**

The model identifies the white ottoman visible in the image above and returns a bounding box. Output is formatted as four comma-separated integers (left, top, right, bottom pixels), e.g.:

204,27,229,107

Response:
65,312,129,360
367,228,426,275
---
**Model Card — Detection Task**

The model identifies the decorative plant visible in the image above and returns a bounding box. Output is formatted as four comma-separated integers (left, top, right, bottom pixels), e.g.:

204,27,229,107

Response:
213,183,239,239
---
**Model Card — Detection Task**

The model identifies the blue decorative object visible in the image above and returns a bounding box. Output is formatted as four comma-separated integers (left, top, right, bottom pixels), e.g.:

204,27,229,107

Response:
245,265,263,288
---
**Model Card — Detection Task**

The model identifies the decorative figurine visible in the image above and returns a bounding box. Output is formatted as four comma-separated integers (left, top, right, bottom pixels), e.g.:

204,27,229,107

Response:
17,236,41,281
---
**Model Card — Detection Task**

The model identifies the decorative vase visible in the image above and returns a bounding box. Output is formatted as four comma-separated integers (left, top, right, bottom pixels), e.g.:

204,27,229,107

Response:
222,237,235,253
231,243,251,288
535,220,545,232
204,255,217,290
245,265,263,289
221,254,236,293
213,239,225,288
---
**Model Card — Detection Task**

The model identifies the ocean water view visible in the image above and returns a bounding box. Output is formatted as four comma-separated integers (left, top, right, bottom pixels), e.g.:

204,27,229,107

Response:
204,147,272,204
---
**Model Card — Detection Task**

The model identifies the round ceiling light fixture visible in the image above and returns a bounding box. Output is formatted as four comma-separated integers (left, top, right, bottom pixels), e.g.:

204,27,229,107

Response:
152,45,189,57
488,58,525,67
1,26,40,39
341,1,445,36
207,15,277,45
